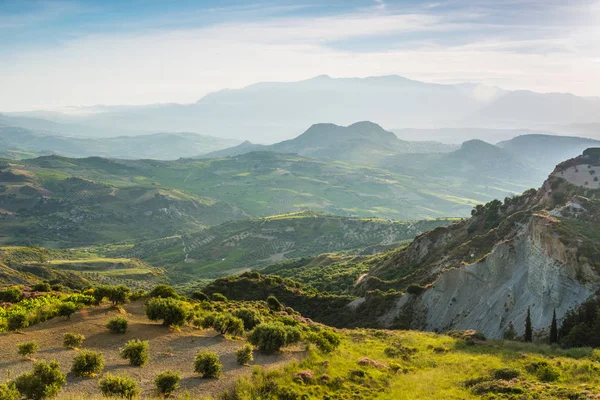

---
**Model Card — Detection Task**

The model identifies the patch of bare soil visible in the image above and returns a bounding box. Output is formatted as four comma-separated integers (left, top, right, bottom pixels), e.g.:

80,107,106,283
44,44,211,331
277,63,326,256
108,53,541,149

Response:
0,301,304,399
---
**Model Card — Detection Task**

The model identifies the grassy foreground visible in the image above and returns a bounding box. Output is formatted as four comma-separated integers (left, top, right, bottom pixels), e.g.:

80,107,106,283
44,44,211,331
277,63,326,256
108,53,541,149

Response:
220,330,600,399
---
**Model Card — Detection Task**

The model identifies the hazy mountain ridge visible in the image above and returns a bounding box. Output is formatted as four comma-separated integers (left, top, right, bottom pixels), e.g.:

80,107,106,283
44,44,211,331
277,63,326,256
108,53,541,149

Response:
6,75,600,143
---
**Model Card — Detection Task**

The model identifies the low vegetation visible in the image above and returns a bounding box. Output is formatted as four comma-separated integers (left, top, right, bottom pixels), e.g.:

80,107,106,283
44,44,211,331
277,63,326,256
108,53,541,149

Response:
71,350,105,377
154,371,182,397
63,332,85,349
98,373,140,399
106,316,128,334
194,351,223,378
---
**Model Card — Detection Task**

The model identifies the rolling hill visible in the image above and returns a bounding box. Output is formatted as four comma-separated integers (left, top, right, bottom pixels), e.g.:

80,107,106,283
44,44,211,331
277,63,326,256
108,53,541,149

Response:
0,126,240,160
103,212,455,281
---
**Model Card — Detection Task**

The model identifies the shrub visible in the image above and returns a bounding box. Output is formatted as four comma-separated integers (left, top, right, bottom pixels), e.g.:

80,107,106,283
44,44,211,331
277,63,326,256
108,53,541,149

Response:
213,314,244,335
149,284,179,299
235,344,253,365
107,316,128,334
71,350,105,377
266,295,283,311
145,297,189,327
406,284,426,295
7,311,28,331
492,368,520,380
0,383,19,400
32,282,52,292
198,312,217,329
58,301,78,319
120,339,150,367
13,360,66,400
248,323,293,353
212,293,228,302
0,287,23,303
17,341,40,359
191,291,209,301
63,333,85,349
98,373,140,399
526,361,560,382
307,329,341,353
233,308,262,330
130,289,148,301
194,351,222,378
154,371,181,397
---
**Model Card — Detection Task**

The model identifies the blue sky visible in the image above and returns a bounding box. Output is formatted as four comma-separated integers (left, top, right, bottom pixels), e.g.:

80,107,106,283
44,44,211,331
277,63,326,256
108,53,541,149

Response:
1,0,599,111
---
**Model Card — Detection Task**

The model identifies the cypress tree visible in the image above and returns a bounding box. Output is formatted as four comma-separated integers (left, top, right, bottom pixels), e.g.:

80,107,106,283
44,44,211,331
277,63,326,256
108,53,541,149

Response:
524,307,533,342
549,309,558,344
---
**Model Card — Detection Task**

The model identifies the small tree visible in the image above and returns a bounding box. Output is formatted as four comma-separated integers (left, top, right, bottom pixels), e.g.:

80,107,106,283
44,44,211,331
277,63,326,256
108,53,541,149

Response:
235,344,253,365
108,285,131,305
0,287,23,303
145,297,189,327
524,307,533,342
149,284,179,299
63,333,85,349
266,295,282,312
248,323,288,353
13,360,66,400
107,316,128,334
17,341,40,359
98,373,140,399
194,351,222,378
58,301,78,319
549,309,558,344
212,314,244,335
120,340,150,367
71,350,105,377
154,371,181,397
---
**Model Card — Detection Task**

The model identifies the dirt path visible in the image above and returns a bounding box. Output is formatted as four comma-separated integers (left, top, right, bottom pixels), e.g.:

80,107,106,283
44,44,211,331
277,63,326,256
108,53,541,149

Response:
0,301,304,399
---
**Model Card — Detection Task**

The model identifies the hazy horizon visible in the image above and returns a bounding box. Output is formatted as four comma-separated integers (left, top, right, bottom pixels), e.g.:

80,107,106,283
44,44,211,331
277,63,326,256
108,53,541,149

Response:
2,0,599,112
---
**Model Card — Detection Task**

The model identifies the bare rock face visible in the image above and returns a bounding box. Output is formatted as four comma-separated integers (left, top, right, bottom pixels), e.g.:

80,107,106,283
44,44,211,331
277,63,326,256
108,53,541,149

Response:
364,149,600,338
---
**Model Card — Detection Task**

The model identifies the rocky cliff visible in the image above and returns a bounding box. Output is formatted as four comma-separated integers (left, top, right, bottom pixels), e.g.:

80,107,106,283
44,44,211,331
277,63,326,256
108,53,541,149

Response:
357,149,600,338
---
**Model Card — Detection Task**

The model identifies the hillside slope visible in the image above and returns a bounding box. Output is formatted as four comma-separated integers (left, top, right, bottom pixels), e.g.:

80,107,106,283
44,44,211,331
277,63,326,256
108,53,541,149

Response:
109,212,454,281
356,149,600,338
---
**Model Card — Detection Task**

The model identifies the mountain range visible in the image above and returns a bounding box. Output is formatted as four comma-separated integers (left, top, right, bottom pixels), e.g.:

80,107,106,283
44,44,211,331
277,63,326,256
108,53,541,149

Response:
5,75,600,143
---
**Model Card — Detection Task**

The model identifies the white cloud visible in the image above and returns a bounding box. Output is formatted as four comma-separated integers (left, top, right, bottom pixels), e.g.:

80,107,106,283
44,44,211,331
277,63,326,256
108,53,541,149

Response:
1,3,599,111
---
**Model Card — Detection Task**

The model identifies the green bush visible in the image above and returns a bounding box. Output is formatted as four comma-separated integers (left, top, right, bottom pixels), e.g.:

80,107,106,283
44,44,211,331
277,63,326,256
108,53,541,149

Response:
191,291,209,301
63,333,85,349
32,282,52,292
145,297,189,327
526,361,560,382
248,323,299,353
194,351,222,378
492,368,520,380
307,329,341,353
130,289,148,301
267,295,283,311
154,371,181,397
0,287,23,303
149,284,179,299
71,350,105,377
93,285,131,305
58,301,78,319
17,341,40,359
212,293,228,302
0,382,19,400
213,313,244,335
106,316,128,334
98,373,140,399
7,311,28,331
233,308,262,330
13,360,66,400
235,344,253,365
120,339,150,367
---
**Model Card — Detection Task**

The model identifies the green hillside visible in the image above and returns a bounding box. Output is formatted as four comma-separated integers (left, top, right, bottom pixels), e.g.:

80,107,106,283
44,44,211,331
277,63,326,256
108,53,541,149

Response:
103,212,455,281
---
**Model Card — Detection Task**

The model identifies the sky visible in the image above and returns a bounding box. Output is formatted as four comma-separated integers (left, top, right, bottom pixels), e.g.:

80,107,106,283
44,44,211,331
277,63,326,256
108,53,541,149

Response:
1,0,599,112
